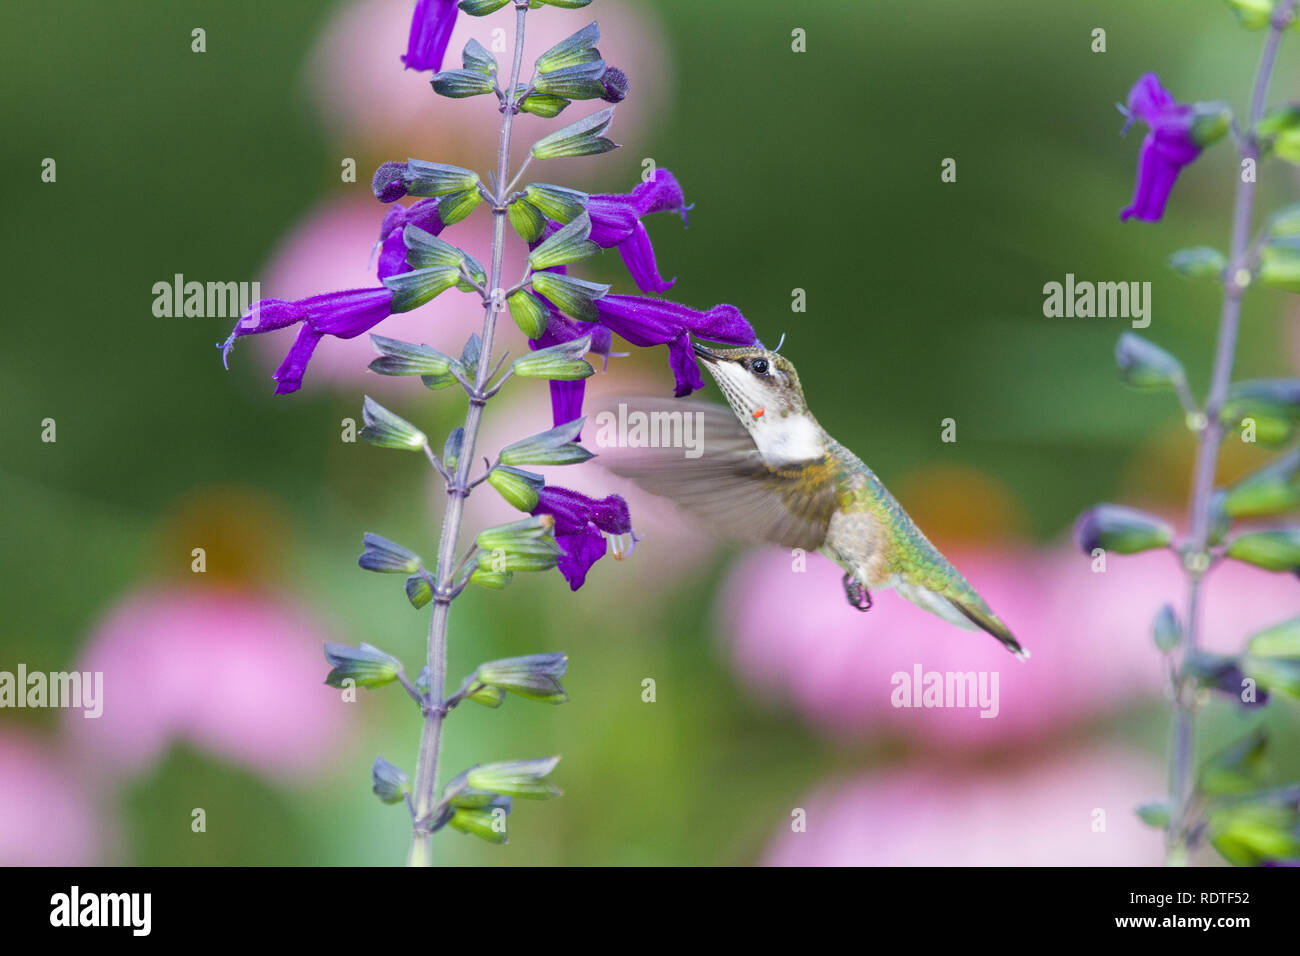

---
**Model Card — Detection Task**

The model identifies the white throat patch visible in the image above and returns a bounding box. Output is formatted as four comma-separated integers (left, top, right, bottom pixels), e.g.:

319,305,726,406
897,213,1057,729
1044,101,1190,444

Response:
749,413,825,465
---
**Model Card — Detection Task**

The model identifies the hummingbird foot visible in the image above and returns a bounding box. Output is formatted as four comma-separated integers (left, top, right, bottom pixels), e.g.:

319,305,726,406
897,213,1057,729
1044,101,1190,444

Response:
842,573,872,612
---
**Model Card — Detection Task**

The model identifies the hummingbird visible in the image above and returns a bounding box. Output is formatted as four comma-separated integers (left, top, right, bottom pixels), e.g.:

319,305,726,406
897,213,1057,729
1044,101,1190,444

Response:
601,341,1027,659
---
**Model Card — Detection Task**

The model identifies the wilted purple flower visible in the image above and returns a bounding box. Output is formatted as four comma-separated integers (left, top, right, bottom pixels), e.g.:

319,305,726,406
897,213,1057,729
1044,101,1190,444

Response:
402,0,459,73
1119,73,1228,223
375,197,446,280
531,486,633,590
594,295,757,396
222,288,395,394
586,170,691,292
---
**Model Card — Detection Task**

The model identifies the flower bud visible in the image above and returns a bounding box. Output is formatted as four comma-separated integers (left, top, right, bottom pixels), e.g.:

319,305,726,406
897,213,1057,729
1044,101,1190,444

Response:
499,418,593,466
432,69,495,98
475,652,569,704
1073,503,1173,555
1167,246,1226,279
530,271,609,322
1200,729,1267,796
371,757,410,805
368,334,457,377
1152,604,1181,653
1225,528,1300,572
1114,332,1186,390
507,290,550,339
1208,803,1300,867
487,466,545,512
358,532,422,574
531,108,618,160
599,67,629,104
1188,102,1232,148
405,573,433,609
1246,616,1300,657
360,396,428,451
524,183,589,223
535,22,600,73
466,756,562,799
528,213,598,270
1222,448,1300,518
325,642,403,688
512,336,595,381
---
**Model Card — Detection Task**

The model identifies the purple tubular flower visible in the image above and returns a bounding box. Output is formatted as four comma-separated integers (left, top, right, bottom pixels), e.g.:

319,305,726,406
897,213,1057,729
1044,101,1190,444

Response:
531,487,633,590
586,171,691,292
1119,73,1202,223
402,0,459,73
372,161,409,203
530,305,612,428
375,198,446,280
594,295,757,396
221,288,395,395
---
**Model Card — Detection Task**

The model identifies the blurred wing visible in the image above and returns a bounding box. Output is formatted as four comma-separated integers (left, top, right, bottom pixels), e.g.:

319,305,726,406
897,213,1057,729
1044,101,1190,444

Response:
594,397,838,551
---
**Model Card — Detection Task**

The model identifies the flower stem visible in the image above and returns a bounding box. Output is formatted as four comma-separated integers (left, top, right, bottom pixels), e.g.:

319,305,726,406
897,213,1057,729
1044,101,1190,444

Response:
407,1,532,868
1166,0,1296,865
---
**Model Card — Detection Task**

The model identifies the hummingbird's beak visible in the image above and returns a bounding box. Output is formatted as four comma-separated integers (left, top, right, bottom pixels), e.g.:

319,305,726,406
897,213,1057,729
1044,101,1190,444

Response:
691,340,719,363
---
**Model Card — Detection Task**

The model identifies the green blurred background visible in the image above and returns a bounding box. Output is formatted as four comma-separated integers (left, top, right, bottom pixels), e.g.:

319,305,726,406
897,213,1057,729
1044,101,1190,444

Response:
3,0,1300,865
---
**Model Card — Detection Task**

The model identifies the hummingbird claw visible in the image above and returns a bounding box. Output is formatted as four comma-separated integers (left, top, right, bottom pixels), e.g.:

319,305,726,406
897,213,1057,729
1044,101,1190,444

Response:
842,573,872,612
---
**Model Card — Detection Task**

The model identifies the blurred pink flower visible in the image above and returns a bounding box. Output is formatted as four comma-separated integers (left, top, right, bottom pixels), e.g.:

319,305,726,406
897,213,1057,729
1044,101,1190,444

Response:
0,732,101,865
722,542,1299,747
67,588,350,782
763,747,1164,866
305,0,671,164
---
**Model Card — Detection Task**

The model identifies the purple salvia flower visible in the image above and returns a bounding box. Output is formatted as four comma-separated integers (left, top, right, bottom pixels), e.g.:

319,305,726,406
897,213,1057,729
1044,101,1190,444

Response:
594,295,757,397
530,305,612,428
222,288,395,395
586,170,691,292
402,0,459,73
375,198,446,280
1118,73,1228,223
531,486,633,591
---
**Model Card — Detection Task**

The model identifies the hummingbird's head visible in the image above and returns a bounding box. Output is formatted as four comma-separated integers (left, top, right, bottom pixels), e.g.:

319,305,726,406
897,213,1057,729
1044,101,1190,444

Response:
692,341,825,464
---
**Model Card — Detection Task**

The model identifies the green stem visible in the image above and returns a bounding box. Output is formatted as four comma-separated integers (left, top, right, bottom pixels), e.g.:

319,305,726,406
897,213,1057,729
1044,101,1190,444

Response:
407,0,532,867
1166,0,1296,865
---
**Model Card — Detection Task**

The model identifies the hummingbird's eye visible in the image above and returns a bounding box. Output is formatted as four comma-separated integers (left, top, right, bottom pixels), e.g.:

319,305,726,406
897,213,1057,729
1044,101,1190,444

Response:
751,358,769,375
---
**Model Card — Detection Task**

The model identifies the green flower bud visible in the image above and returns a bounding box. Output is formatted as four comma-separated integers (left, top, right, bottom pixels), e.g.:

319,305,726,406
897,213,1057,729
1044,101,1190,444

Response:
360,396,427,451
357,532,422,574
458,0,511,14
1200,728,1268,796
1241,653,1300,699
535,0,594,8
512,336,595,381
518,92,571,118
524,183,589,223
368,334,457,377
1225,528,1300,572
469,567,513,589
507,289,550,340
1268,202,1300,237
499,417,593,466
443,426,464,475
487,465,545,512
460,38,498,76
1135,802,1171,828
534,61,607,100
1152,603,1181,653
432,69,496,98
402,159,480,197
1222,448,1300,518
1073,503,1174,555
476,548,559,573
447,806,510,844
371,757,410,805
383,266,462,313
435,188,482,227
475,515,560,553
508,198,548,243
1114,332,1186,391
1258,239,1300,291
1246,616,1300,657
528,212,598,270
466,756,562,799
536,22,601,73
1219,398,1294,447
468,684,506,707
475,652,569,704
405,573,433,609
325,642,403,689
530,271,609,322
531,108,618,160
1208,803,1300,867
1222,0,1276,30
1189,103,1232,148
1167,246,1227,279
